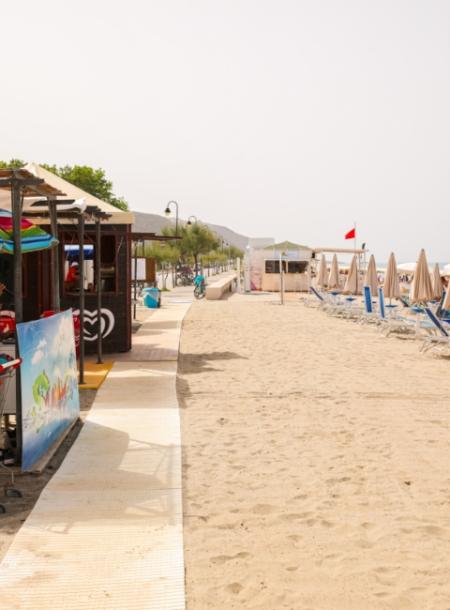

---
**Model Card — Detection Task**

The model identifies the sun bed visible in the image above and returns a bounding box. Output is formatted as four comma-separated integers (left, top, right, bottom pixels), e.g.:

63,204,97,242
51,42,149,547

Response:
420,308,450,354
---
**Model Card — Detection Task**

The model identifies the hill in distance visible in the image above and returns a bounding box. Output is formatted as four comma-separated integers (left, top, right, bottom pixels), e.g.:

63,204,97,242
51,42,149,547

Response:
132,211,274,251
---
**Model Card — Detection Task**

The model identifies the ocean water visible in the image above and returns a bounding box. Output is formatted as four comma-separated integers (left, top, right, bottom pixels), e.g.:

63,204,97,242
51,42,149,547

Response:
377,262,449,270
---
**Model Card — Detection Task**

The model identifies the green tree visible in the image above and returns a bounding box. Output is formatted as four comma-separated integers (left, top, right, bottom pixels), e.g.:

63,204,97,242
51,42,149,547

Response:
0,158,26,169
163,223,219,272
143,242,180,267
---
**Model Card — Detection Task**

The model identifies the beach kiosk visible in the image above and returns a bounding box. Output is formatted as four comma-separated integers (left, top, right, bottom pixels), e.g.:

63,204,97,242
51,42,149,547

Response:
247,241,313,292
2,164,135,355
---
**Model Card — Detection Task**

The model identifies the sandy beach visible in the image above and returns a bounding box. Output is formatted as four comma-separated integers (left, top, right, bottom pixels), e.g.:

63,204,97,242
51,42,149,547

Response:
179,294,450,609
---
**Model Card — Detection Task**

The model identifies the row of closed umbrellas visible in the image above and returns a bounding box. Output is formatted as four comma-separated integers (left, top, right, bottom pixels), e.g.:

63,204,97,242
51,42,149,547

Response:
315,249,449,309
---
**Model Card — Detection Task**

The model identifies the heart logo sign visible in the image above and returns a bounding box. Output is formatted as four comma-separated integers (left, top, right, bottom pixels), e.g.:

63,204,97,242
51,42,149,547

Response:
73,308,115,342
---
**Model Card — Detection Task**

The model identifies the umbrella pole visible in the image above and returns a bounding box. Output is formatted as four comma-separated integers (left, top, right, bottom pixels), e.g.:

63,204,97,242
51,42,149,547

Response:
11,181,23,463
48,200,61,312
78,213,85,385
96,216,103,364
12,184,23,324
133,241,138,320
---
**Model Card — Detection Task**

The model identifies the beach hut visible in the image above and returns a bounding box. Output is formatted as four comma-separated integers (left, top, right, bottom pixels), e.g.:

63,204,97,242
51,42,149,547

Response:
0,164,134,353
247,241,312,292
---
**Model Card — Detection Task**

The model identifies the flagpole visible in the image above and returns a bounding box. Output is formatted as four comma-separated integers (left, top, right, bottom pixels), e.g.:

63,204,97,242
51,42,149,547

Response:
354,221,357,294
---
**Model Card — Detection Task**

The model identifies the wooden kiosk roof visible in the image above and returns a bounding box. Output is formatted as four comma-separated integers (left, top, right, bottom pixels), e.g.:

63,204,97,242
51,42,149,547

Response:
0,168,65,198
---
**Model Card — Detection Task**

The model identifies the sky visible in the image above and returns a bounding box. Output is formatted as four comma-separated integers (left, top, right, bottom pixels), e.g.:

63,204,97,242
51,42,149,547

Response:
1,0,449,261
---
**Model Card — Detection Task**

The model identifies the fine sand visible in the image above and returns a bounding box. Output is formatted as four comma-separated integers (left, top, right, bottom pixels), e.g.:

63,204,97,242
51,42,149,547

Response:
178,294,450,610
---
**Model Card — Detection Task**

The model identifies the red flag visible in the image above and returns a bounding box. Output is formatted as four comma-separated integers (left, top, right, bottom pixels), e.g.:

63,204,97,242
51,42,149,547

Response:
345,227,356,240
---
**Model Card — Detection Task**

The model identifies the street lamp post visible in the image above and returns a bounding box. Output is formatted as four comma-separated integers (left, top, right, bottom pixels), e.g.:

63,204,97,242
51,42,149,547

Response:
164,200,179,236
187,215,198,226
164,201,179,286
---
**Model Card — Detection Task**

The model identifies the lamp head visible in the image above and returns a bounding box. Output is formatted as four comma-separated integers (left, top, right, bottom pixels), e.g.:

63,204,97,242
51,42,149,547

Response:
187,219,192,226
164,206,171,216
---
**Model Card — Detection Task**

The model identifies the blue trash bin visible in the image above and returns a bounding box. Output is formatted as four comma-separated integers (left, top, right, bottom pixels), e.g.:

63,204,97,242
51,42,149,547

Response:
143,287,161,309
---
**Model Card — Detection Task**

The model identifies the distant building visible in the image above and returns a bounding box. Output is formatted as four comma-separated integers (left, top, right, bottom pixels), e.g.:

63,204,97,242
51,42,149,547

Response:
245,242,366,292
246,241,312,292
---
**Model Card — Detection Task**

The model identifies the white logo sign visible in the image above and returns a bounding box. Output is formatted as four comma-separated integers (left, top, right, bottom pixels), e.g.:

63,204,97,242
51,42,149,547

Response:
73,308,115,342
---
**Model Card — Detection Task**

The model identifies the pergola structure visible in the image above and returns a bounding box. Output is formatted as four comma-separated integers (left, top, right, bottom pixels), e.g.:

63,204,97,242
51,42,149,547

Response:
0,169,64,455
0,169,64,322
26,203,112,382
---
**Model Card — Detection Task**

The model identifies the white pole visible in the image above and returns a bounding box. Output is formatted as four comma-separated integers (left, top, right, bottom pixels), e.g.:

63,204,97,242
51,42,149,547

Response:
236,257,242,293
279,252,284,305
244,246,251,292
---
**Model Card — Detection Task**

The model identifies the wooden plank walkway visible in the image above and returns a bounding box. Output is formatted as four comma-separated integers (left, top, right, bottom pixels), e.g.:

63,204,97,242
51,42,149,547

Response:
0,292,192,609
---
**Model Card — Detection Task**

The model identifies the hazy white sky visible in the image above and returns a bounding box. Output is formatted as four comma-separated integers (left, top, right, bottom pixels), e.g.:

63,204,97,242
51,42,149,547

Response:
1,1,449,260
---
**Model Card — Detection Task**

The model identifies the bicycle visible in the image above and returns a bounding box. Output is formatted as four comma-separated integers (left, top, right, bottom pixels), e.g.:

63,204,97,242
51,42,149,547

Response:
194,284,206,299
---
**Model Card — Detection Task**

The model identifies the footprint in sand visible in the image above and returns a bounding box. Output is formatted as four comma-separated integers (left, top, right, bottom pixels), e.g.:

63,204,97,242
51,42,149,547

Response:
210,552,251,565
252,504,276,515
226,582,244,594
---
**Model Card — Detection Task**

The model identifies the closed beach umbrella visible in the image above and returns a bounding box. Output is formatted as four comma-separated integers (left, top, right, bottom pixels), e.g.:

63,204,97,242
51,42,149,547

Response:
0,208,57,254
343,254,358,294
443,281,450,311
363,254,378,296
316,254,328,289
431,263,443,300
410,249,434,303
384,252,401,299
327,254,340,290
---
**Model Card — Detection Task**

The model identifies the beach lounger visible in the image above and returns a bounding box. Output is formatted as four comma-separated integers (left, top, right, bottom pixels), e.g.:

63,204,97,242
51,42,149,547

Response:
307,286,338,311
378,289,423,336
382,304,436,339
358,286,381,324
304,286,326,308
420,308,450,354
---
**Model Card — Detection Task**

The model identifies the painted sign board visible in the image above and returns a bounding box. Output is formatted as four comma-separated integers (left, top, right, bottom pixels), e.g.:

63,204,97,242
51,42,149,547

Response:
16,310,80,471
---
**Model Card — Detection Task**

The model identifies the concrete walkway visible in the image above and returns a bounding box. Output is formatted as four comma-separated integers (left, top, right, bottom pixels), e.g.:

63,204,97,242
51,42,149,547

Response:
0,290,192,609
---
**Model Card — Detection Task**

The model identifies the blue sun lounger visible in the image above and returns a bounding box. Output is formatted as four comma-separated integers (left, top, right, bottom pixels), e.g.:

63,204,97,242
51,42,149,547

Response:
420,308,450,353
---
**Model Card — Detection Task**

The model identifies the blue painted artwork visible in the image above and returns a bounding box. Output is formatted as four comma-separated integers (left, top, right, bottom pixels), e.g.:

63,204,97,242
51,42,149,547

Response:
16,310,80,471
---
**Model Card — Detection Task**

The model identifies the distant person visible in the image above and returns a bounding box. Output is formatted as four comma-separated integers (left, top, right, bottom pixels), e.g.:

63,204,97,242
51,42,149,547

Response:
193,271,206,299
65,262,80,291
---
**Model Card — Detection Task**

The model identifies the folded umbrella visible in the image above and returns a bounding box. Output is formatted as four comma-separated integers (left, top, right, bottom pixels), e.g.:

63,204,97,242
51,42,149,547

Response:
0,209,57,254
431,263,443,300
363,254,378,296
383,252,401,300
316,254,328,290
327,254,340,290
343,254,359,294
410,249,434,304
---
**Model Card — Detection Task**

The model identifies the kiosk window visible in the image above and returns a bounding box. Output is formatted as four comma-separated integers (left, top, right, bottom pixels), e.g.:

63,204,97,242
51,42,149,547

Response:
287,261,307,273
62,233,118,295
265,260,288,273
265,260,279,273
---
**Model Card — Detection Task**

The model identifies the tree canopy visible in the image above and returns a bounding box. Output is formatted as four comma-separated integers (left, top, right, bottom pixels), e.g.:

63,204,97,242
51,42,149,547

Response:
0,159,129,211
